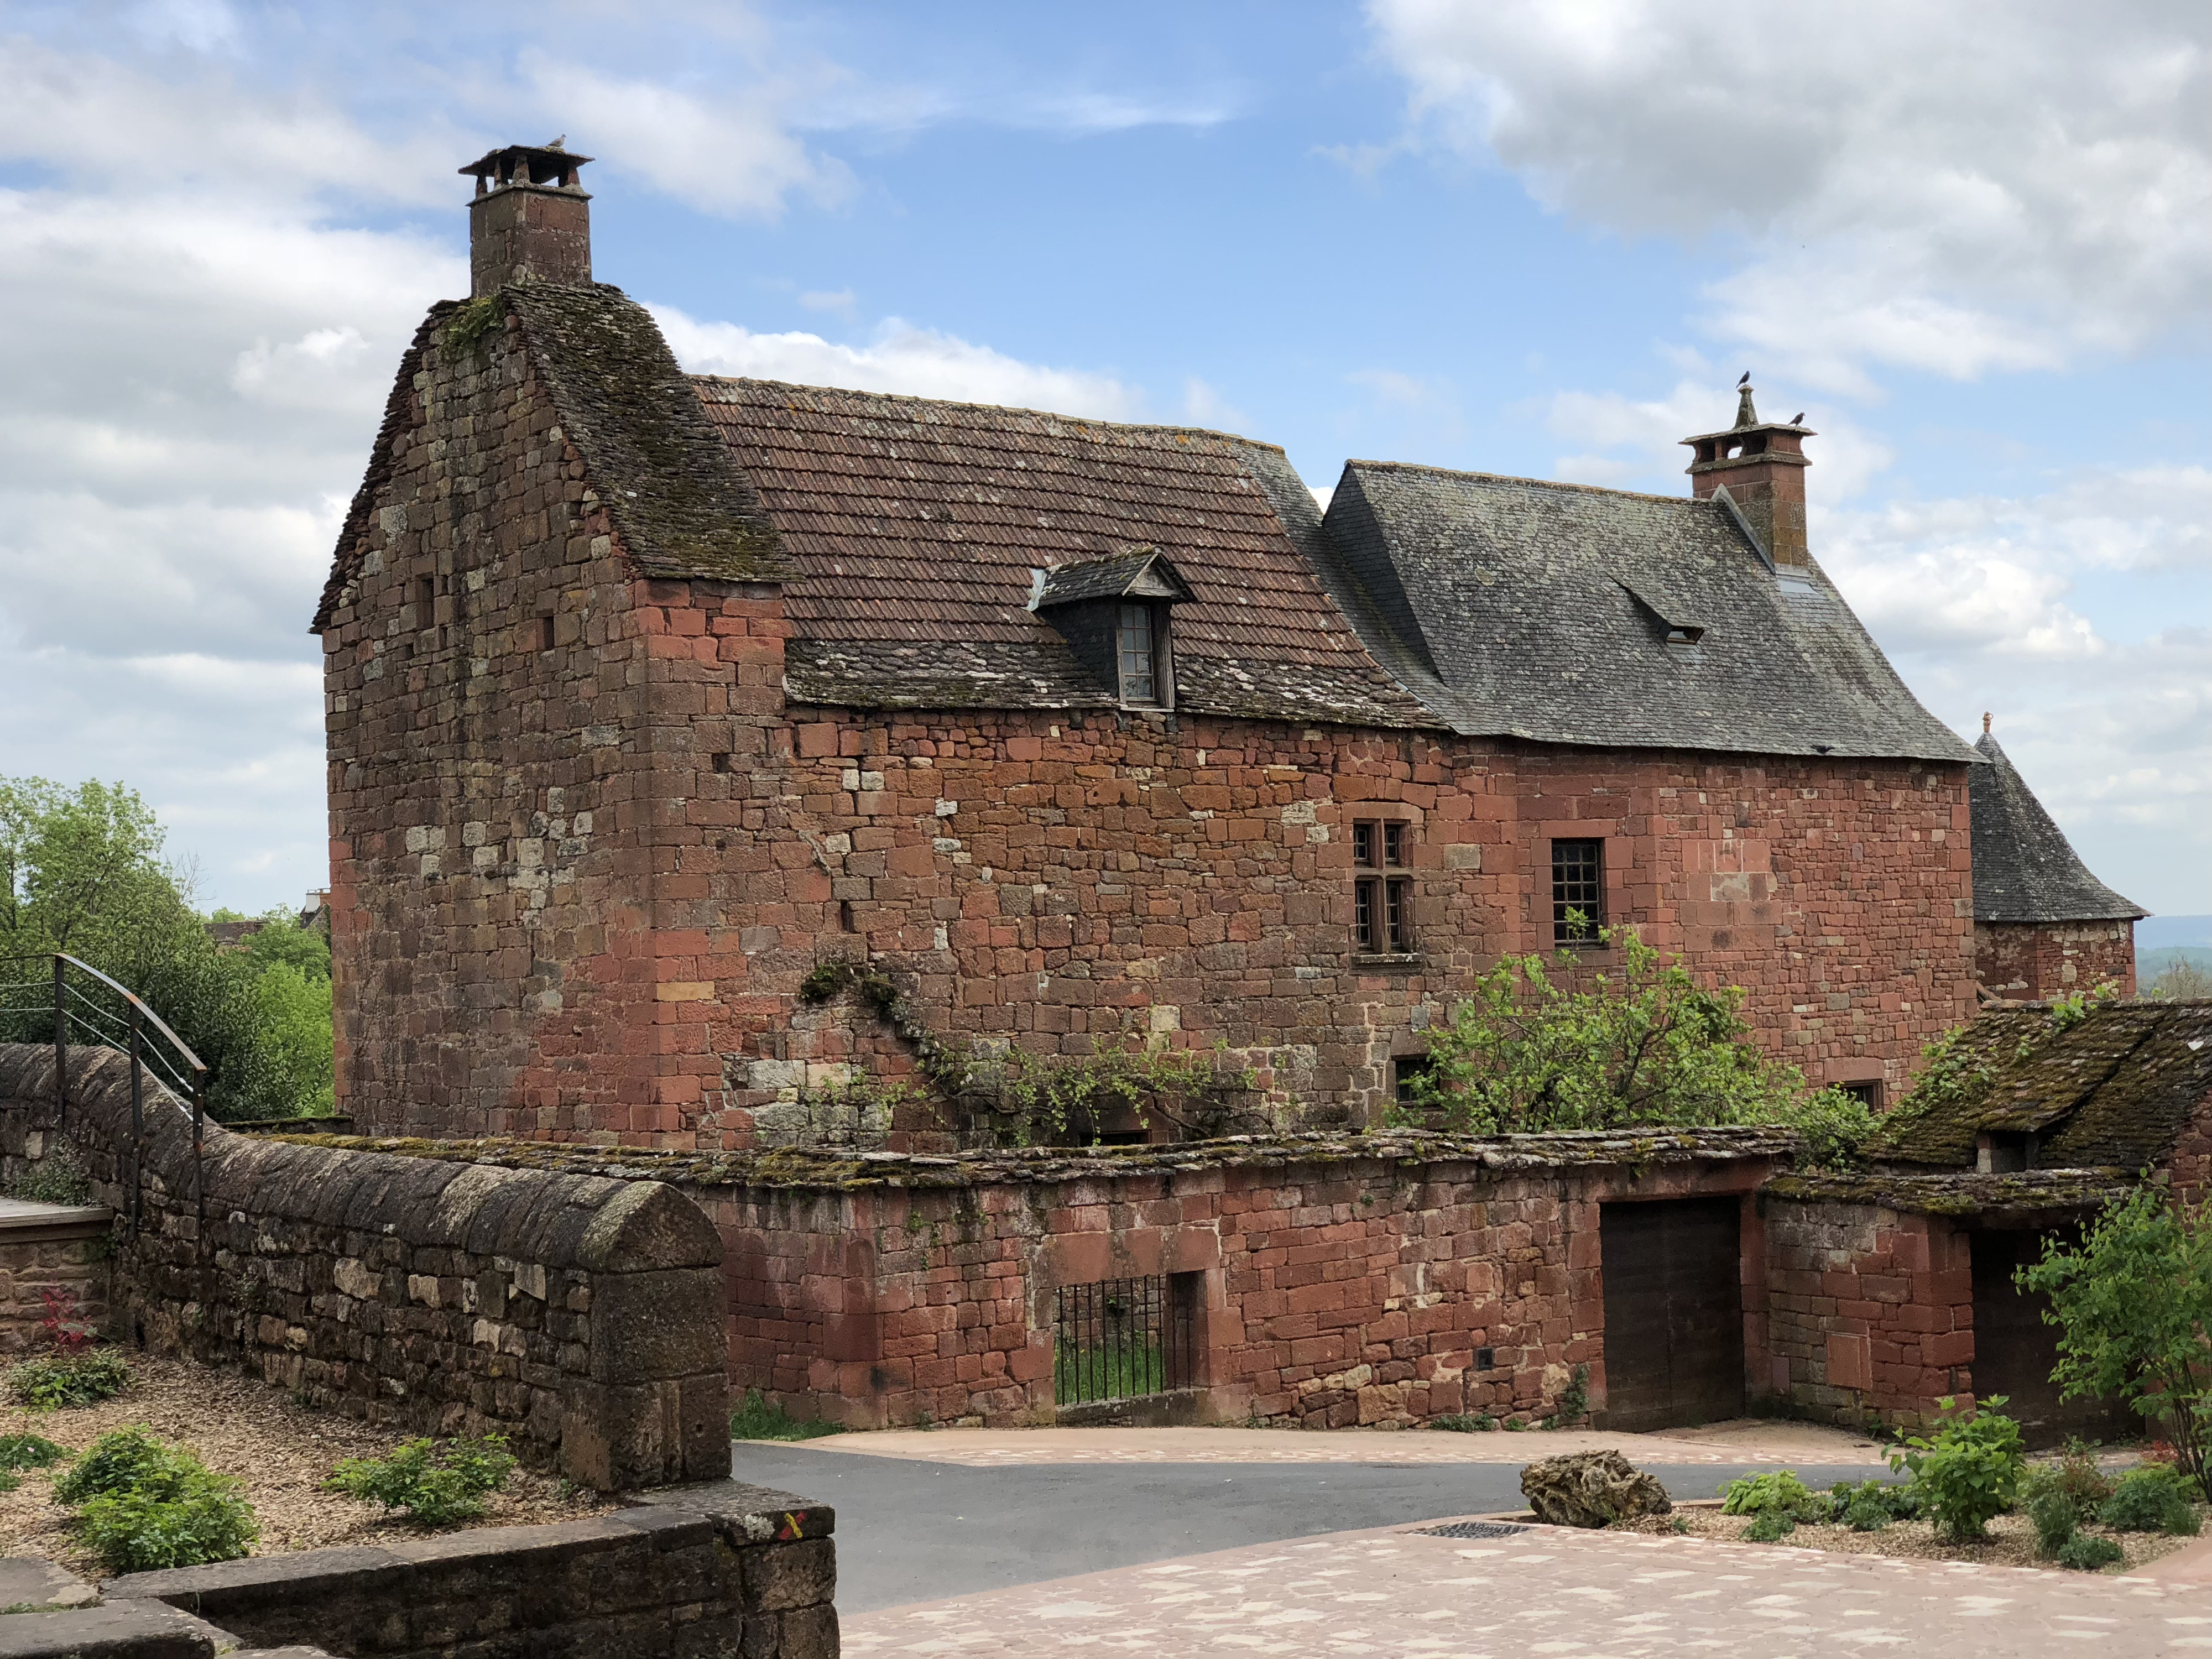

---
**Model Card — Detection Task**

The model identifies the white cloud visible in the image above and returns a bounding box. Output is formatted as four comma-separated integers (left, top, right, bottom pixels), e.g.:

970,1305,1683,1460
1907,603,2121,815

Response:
653,306,1142,419
1368,0,2212,385
1545,376,1895,499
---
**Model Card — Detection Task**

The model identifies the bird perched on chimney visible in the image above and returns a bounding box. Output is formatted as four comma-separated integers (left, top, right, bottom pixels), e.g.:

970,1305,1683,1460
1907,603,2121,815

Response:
546,135,566,149
1789,412,1804,424
1738,371,1751,386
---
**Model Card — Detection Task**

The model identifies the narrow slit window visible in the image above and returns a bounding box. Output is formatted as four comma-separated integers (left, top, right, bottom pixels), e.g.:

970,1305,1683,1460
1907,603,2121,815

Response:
1117,603,1157,705
1551,838,1605,946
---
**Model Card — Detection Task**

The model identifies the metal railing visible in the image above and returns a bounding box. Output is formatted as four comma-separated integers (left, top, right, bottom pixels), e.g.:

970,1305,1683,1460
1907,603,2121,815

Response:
0,952,207,1234
1054,1274,1198,1406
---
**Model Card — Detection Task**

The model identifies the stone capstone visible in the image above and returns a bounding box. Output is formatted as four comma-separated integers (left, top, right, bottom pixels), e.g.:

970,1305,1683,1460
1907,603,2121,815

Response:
1519,1451,1672,1528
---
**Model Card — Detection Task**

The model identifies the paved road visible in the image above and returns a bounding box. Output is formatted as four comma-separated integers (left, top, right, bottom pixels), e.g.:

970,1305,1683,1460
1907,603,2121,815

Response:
732,1443,1886,1613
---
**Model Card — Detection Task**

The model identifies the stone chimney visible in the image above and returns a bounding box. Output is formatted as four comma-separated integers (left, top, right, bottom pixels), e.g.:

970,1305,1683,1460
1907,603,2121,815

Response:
460,140,593,297
1681,382,1813,568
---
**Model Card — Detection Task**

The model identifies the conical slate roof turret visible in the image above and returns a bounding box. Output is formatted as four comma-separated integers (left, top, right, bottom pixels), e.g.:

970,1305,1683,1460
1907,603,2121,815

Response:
1969,726,2146,924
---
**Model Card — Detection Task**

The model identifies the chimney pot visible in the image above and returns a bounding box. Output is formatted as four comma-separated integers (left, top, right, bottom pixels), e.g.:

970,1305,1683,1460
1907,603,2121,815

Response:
458,141,594,297
1681,383,1814,568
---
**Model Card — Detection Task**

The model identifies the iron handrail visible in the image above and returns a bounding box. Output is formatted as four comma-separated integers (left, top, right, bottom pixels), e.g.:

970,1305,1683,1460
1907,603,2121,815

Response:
0,951,207,1237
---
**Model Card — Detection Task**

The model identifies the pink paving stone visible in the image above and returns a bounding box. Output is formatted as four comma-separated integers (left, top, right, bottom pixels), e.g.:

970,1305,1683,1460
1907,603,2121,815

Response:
841,1518,2212,1658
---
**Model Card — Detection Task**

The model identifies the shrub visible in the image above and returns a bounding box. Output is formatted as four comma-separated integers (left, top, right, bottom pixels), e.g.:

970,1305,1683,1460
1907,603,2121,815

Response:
11,1348,129,1410
2100,1465,2202,1535
327,1435,515,1528
1430,1412,1496,1432
2026,1485,2079,1555
729,1389,847,1443
39,1287,97,1356
1827,1478,1914,1531
0,1432,67,1473
2056,1532,2125,1572
75,1474,257,1574
1741,1508,1798,1542
1720,1470,1827,1523
53,1428,255,1574
1888,1396,2026,1542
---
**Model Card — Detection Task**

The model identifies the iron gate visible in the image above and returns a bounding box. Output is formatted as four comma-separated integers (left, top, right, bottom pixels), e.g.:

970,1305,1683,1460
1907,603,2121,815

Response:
1054,1274,1197,1405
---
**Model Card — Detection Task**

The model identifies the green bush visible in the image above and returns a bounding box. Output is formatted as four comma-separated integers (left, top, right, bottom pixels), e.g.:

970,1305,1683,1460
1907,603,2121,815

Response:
2056,1532,2125,1572
327,1435,515,1528
75,1474,257,1574
0,1432,67,1473
2099,1465,2201,1535
1430,1412,1496,1432
1888,1396,2026,1542
729,1390,846,1443
2026,1485,2079,1555
1827,1478,1915,1531
11,1349,129,1410
53,1427,255,1574
1741,1508,1798,1542
1720,1470,1827,1522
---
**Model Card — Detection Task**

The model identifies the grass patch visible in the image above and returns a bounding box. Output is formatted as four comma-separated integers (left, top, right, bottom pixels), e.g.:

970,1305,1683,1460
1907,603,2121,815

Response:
729,1389,846,1442
1055,1340,1169,1406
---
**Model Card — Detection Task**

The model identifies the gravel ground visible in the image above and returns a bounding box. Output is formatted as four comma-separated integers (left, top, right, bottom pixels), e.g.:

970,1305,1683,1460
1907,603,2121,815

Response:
0,1353,612,1575
1618,1499,2201,1574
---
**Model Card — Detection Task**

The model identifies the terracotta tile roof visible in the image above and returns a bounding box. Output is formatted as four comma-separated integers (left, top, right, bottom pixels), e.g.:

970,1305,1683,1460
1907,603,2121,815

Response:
688,377,1431,726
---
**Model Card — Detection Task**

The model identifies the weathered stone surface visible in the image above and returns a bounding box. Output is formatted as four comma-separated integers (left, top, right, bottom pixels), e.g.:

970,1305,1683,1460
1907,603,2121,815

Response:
1519,1451,1672,1528
0,1556,95,1613
0,1598,226,1657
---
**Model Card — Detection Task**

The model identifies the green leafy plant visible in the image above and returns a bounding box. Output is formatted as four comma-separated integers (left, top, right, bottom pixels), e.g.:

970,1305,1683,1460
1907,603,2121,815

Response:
729,1389,846,1443
8,1145,90,1208
327,1434,515,1527
2099,1464,2201,1535
2026,1484,2079,1555
2056,1532,2124,1572
1430,1412,1496,1433
1826,1478,1916,1531
1721,1469,1827,1523
1548,1365,1590,1427
2018,1186,2212,1501
54,1428,255,1574
10,1348,129,1410
1395,926,1872,1166
0,1433,67,1473
1741,1508,1798,1542
1888,1396,2026,1542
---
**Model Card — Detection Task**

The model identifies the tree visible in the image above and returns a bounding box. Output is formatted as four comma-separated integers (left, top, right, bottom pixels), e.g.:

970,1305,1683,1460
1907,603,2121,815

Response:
1398,926,1874,1165
2019,1185,2212,1501
0,776,331,1120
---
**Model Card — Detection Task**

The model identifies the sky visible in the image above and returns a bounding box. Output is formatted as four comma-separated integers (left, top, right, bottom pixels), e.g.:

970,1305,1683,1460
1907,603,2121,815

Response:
3,0,2211,917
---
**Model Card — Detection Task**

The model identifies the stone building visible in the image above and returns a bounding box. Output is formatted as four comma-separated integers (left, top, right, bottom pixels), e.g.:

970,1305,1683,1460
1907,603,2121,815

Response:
318,142,1987,1148
1968,723,2145,1000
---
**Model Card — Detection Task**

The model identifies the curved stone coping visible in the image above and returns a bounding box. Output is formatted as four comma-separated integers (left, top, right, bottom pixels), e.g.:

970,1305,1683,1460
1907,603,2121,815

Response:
0,1200,111,1242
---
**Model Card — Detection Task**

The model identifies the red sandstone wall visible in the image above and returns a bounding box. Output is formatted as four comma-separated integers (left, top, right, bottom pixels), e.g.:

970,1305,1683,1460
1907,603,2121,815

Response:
1975,920,2137,1001
1764,1198,1973,1430
692,1151,1778,1431
324,312,1975,1146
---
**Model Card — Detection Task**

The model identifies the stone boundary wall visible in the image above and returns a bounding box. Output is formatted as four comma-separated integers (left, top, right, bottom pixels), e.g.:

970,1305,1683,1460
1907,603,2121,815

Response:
0,1203,111,1357
0,1045,728,1491
291,1124,1794,1431
1761,1195,1973,1430
103,1480,836,1659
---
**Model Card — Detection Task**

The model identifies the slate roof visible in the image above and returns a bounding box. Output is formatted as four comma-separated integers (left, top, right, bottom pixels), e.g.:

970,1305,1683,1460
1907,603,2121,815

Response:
688,376,1430,727
1874,1002,2212,1170
1307,462,1978,763
1035,548,1192,608
1970,733,2146,923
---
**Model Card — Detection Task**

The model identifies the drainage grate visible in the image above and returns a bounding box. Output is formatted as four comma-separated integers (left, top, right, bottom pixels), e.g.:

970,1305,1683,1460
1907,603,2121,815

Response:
1416,1521,1532,1540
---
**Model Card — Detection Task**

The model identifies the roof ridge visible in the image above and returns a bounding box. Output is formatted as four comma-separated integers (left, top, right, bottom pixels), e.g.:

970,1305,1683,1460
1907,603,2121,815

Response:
1345,457,1715,509
688,373,1293,457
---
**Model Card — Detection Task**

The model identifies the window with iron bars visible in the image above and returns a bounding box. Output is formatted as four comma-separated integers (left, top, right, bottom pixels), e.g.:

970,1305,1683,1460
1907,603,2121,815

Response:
1550,837,1605,946
1054,1274,1200,1405
1353,819,1413,953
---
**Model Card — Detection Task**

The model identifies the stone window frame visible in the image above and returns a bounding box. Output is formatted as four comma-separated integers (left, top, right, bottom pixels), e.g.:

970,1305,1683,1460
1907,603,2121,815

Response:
1550,836,1606,947
1353,816,1416,956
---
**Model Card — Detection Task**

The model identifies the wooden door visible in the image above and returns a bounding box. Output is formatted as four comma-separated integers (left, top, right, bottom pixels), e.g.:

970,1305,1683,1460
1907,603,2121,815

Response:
1969,1228,2128,1446
1601,1197,1746,1431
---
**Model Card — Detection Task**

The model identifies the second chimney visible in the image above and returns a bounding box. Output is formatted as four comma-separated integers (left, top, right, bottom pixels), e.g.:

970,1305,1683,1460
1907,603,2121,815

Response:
460,141,593,297
1681,383,1813,568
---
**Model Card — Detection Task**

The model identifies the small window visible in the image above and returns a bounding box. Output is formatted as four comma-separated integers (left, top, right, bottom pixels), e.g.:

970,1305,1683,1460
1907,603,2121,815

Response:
1117,603,1158,705
1394,1053,1434,1107
1839,1079,1883,1111
1354,818,1413,952
532,615,555,653
1551,838,1605,946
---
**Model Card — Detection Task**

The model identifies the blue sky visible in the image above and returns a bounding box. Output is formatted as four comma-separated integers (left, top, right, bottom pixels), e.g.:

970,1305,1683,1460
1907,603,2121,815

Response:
3,0,2211,916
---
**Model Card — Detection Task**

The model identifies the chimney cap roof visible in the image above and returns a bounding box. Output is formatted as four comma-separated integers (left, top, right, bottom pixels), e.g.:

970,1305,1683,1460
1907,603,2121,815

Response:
460,140,593,193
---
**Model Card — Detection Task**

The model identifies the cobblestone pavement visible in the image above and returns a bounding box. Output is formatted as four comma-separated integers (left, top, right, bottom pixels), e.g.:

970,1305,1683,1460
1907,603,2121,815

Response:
809,1418,1892,1469
841,1518,2212,1657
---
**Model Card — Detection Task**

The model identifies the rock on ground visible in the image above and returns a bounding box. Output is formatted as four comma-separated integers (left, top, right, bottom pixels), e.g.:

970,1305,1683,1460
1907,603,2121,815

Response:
1520,1450,1672,1528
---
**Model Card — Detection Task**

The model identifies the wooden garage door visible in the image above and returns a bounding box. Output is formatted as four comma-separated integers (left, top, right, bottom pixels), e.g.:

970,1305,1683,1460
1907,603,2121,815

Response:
1969,1229,2128,1447
1601,1197,1745,1432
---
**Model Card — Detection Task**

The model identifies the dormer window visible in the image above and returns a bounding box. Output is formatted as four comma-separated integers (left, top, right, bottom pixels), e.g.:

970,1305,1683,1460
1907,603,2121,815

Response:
1032,545,1193,712
1118,603,1159,704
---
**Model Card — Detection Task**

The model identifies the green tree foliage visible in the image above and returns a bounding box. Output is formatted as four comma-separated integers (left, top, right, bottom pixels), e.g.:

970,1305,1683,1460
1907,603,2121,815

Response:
2018,1185,2212,1503
0,776,331,1119
1396,927,1875,1164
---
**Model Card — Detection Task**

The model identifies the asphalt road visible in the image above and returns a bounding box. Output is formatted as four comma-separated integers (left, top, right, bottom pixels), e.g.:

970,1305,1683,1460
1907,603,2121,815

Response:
729,1446,1889,1613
